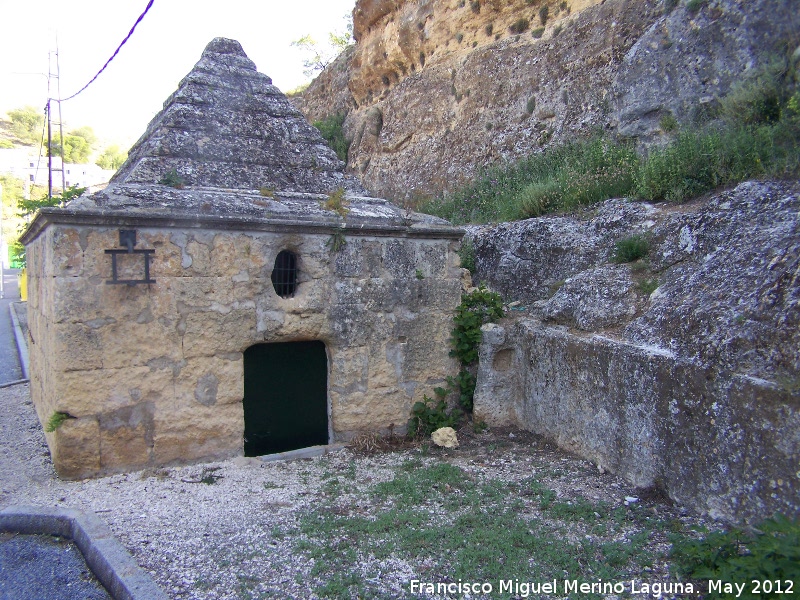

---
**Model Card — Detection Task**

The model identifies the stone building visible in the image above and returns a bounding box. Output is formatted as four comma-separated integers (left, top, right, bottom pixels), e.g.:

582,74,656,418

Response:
21,38,463,479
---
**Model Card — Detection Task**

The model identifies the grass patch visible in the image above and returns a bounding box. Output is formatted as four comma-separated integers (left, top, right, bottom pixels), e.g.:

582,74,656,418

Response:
612,234,650,263
292,463,689,599
422,56,800,224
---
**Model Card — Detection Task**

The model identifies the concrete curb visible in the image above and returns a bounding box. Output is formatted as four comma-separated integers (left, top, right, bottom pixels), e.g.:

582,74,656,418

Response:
259,443,347,463
0,505,167,600
8,303,28,380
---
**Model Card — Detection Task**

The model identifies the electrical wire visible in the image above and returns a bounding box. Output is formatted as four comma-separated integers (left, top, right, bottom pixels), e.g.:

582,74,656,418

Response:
61,0,155,102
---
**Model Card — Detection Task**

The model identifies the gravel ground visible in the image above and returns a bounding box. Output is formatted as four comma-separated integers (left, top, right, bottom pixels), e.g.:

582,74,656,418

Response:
0,382,711,599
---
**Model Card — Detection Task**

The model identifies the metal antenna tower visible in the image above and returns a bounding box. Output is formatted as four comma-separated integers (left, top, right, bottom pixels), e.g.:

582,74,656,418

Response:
47,44,67,199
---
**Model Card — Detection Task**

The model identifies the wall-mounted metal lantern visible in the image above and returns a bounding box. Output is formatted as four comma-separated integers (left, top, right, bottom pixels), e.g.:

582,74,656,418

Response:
105,229,155,286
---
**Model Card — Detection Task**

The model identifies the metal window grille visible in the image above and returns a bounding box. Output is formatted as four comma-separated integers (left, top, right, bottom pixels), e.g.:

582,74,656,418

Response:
271,250,298,298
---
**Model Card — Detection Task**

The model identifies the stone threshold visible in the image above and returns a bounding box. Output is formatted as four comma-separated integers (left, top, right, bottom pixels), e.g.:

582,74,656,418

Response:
0,505,167,600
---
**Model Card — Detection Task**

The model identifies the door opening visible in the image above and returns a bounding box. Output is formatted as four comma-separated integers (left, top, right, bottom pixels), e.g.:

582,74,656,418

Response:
243,340,328,456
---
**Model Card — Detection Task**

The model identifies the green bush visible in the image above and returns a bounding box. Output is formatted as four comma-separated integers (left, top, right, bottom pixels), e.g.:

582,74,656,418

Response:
670,514,800,598
450,286,504,365
312,113,350,163
407,390,462,438
457,237,476,274
612,235,649,263
509,18,530,34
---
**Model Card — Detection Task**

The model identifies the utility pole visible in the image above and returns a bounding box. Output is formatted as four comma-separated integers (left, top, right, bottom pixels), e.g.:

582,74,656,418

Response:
0,182,4,299
46,46,66,200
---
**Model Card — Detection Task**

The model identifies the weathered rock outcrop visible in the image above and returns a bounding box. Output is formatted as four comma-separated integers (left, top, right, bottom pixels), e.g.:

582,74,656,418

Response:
295,0,800,201
472,180,800,522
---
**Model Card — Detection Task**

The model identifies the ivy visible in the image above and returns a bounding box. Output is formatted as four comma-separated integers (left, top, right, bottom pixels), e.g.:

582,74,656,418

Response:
450,286,504,365
407,286,504,437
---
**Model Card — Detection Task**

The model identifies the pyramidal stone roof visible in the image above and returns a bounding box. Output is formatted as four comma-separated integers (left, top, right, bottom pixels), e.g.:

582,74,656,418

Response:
112,37,363,194
21,38,461,238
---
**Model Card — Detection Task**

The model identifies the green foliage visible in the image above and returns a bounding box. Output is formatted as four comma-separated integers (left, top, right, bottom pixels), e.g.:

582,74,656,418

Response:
407,389,462,438
457,237,476,274
539,5,550,25
637,278,659,296
322,187,349,217
95,144,127,170
660,113,678,132
326,231,347,253
532,26,545,39
49,127,96,163
612,234,650,263
17,184,85,218
447,368,477,411
44,411,73,433
159,169,185,189
312,113,349,163
422,134,638,224
685,0,706,12
6,106,44,145
670,514,800,597
422,51,799,224
291,14,353,78
526,96,537,114
720,58,789,127
450,286,504,365
508,18,530,34
0,140,14,149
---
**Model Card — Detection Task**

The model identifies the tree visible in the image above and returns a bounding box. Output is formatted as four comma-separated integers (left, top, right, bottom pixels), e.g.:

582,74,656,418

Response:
49,126,96,163
96,144,127,171
6,106,44,146
291,13,353,78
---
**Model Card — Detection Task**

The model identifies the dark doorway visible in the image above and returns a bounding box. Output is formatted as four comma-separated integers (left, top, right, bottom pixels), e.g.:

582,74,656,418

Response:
243,341,328,456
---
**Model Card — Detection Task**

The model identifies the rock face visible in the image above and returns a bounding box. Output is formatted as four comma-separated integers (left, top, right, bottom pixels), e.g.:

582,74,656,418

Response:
21,38,464,479
472,180,800,522
295,0,800,201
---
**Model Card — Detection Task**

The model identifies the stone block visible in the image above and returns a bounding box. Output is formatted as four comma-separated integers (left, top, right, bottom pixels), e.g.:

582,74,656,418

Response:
49,417,102,479
99,403,155,471
55,366,173,416
152,402,244,464
182,308,258,357
174,355,244,406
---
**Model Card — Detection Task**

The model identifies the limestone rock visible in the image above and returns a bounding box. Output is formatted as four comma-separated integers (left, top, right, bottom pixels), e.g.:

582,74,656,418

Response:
472,179,800,388
295,0,799,201
431,426,458,448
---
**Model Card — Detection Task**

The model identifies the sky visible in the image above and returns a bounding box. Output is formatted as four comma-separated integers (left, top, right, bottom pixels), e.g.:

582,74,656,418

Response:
0,0,356,148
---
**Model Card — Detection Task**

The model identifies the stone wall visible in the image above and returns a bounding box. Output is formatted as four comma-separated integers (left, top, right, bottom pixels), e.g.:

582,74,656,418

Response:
475,320,799,523
26,223,462,479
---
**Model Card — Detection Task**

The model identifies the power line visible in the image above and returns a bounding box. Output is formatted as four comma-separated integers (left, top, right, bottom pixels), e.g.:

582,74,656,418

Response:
61,0,155,102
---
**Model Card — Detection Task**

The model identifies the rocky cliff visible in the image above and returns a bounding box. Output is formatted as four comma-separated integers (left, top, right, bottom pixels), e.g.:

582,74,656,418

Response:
295,0,799,202
471,180,800,522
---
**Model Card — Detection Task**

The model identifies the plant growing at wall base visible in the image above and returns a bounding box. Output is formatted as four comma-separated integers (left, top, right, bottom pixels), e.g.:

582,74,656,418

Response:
669,514,800,597
457,237,476,274
407,389,462,438
44,411,74,433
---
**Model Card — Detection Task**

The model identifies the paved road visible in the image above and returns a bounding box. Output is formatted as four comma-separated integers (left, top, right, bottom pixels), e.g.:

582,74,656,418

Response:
0,268,23,385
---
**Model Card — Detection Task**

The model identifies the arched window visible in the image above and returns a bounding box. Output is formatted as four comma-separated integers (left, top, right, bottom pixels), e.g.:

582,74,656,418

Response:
271,250,298,298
